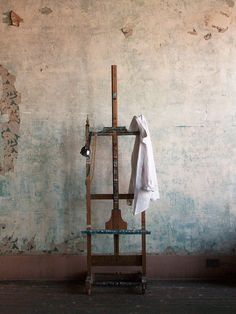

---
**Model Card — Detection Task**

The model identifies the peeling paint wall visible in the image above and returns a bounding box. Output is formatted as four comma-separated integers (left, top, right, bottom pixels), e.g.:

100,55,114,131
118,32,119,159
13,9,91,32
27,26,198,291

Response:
0,0,235,255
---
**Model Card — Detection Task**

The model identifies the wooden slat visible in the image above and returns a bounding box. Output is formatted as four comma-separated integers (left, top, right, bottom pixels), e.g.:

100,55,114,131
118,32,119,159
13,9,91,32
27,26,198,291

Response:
91,193,134,200
92,255,142,266
94,272,142,284
90,131,139,136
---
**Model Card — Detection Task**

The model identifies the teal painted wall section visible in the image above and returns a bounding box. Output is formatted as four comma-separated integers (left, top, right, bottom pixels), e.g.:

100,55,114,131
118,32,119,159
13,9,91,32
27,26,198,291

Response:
0,0,235,255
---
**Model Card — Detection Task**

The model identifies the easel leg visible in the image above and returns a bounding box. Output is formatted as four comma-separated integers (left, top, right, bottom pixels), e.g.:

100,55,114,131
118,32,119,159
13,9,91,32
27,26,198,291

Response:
85,234,92,295
85,119,92,295
141,211,147,294
87,235,91,270
114,234,119,256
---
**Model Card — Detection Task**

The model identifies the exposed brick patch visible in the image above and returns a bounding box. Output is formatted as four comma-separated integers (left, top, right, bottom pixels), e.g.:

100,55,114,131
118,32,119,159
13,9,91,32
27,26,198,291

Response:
0,65,21,175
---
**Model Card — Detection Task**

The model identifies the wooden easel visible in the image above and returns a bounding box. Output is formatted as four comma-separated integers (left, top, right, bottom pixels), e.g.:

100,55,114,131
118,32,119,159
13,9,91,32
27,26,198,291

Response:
81,65,150,295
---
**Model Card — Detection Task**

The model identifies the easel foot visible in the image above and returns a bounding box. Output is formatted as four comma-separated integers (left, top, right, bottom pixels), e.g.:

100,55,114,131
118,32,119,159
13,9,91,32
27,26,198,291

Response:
85,276,93,295
141,277,147,294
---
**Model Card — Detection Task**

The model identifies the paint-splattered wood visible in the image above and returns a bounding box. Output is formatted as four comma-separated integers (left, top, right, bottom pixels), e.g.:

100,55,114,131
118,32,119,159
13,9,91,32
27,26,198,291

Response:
81,229,150,235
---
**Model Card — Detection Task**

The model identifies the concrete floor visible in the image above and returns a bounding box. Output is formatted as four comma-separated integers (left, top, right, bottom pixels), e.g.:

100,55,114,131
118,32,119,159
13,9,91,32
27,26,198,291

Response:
0,280,236,314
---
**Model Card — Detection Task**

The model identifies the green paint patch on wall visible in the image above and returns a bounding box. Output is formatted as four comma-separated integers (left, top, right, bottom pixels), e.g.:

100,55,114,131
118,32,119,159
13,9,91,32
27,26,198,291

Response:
0,179,10,197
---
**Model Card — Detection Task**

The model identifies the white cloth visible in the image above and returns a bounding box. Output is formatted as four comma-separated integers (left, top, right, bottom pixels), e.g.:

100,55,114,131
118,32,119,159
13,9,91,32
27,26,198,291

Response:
128,115,160,215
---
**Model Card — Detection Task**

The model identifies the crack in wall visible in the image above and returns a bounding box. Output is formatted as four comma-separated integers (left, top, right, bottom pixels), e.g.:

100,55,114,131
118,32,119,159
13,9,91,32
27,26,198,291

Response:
0,65,21,175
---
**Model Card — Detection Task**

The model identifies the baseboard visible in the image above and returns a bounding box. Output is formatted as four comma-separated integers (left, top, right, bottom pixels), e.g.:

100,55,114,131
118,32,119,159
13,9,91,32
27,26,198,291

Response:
0,255,235,280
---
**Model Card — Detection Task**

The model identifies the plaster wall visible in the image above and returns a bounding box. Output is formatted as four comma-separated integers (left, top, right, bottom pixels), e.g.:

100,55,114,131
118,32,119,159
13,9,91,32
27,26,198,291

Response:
0,0,235,256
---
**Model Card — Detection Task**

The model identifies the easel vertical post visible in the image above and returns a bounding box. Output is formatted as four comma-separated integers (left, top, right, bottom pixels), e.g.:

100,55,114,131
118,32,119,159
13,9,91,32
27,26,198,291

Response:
112,65,118,128
105,66,127,231
112,65,119,256
111,65,119,211
86,117,92,278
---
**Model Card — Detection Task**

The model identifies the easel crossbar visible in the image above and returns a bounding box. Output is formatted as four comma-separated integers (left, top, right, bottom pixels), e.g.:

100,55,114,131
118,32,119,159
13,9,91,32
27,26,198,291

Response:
92,255,142,266
91,193,134,200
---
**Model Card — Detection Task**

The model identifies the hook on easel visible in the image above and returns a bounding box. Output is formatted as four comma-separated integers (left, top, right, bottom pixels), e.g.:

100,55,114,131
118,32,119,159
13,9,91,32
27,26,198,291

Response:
80,115,90,158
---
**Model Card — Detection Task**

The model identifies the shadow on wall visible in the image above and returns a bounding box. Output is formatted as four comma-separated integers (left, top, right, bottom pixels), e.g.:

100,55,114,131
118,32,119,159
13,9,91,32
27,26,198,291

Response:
29,119,84,254
59,120,85,252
